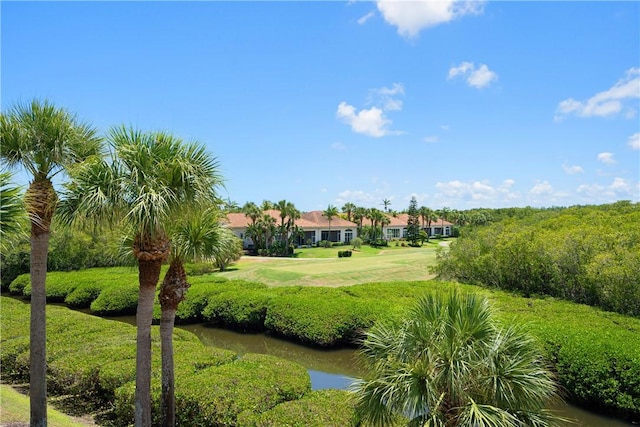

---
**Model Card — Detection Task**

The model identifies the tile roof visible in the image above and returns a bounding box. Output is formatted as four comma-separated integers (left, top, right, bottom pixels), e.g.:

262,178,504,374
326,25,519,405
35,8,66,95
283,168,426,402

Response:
300,211,358,228
224,210,337,229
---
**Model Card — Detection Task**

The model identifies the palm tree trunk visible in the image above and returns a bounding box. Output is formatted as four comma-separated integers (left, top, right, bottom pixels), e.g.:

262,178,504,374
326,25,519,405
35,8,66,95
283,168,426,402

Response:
27,178,57,427
160,307,176,427
159,259,189,427
30,230,49,427
135,258,164,427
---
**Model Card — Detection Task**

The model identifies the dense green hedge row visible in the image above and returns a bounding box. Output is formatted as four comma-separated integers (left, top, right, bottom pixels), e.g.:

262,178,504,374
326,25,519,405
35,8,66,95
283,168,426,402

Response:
435,203,640,316
1,297,363,426
7,270,640,421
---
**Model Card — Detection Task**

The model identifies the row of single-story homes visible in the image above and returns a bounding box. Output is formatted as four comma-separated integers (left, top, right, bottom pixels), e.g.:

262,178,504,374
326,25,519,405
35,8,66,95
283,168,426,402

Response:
224,210,454,249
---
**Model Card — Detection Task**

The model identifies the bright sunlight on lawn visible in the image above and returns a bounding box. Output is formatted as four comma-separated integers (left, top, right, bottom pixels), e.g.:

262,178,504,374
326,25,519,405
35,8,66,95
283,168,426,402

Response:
216,242,443,287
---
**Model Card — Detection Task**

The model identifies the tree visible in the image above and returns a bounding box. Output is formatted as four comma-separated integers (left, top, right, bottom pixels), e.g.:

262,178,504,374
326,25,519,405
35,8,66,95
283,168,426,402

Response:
353,291,565,427
158,207,226,427
406,197,421,246
275,199,299,256
1,99,102,427
419,206,435,242
61,126,219,427
382,198,391,212
322,204,339,247
353,206,367,234
0,172,25,254
342,202,356,222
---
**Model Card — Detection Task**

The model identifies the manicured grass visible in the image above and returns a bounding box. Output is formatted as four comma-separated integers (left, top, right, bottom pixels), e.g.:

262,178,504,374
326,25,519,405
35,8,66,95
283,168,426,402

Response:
217,245,439,287
0,384,95,426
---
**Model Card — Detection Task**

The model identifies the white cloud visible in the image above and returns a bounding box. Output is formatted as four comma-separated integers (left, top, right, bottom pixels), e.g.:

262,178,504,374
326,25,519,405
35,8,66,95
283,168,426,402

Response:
577,177,639,202
562,163,584,175
530,181,554,195
358,11,375,25
376,0,485,38
448,62,474,79
331,141,347,151
628,132,640,150
423,136,438,143
555,67,640,120
597,152,616,165
448,62,498,89
336,102,392,138
337,83,405,137
434,179,518,204
368,82,405,111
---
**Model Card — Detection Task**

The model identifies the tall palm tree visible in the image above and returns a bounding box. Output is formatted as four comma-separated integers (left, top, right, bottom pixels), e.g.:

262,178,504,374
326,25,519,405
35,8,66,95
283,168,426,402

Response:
352,291,565,427
1,99,102,427
61,126,219,427
322,204,339,246
382,198,391,212
159,207,227,427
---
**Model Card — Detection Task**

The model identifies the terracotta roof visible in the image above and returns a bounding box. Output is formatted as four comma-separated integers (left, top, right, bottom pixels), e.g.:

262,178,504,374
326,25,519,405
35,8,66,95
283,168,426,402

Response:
300,211,358,228
384,213,454,228
224,210,323,229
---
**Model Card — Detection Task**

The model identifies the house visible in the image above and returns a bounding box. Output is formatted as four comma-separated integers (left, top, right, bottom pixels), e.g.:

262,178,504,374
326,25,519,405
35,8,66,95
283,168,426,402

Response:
383,213,455,239
224,209,358,249
299,211,358,245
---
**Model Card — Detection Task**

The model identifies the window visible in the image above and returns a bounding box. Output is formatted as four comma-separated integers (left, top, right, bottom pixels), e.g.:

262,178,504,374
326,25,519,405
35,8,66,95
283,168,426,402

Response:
387,228,400,239
345,230,353,243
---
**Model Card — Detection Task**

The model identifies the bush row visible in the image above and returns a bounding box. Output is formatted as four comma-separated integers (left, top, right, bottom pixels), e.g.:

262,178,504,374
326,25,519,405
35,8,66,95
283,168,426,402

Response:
337,250,352,258
7,270,640,420
2,296,360,426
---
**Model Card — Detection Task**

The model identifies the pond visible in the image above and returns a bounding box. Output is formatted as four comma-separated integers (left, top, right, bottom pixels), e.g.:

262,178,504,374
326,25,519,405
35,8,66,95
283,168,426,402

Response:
110,316,633,426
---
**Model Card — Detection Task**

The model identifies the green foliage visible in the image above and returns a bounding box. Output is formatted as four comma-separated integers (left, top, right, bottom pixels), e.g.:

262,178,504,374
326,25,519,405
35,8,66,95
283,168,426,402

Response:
405,196,421,246
8,273,30,295
1,296,313,427
351,237,363,249
239,389,357,427
202,289,271,331
265,287,379,346
112,353,310,427
338,250,352,258
435,203,640,316
90,282,139,315
353,291,563,427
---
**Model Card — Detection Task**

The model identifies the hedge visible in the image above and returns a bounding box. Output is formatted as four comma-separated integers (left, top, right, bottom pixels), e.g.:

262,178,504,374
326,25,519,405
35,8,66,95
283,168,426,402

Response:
0,296,324,426
6,268,640,421
237,389,357,426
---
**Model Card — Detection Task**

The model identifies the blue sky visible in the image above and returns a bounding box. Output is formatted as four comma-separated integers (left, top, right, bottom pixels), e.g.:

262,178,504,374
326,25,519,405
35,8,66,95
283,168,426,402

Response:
2,1,639,212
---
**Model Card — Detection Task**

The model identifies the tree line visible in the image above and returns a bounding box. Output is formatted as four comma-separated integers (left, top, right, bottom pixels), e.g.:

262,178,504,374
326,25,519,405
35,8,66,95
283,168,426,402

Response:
434,201,640,317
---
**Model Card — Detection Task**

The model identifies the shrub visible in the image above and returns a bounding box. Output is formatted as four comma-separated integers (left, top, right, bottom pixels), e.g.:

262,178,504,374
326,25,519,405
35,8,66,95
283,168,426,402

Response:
265,288,378,346
112,354,310,427
202,289,271,332
239,389,357,426
8,273,30,295
351,237,362,249
90,283,139,315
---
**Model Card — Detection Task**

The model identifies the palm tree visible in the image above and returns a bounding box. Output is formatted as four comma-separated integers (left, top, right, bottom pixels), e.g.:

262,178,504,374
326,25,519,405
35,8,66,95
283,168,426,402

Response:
158,207,226,427
0,172,25,253
342,202,356,222
61,126,219,427
382,198,391,212
379,212,390,242
1,99,102,426
322,204,339,247
352,290,565,427
419,206,435,242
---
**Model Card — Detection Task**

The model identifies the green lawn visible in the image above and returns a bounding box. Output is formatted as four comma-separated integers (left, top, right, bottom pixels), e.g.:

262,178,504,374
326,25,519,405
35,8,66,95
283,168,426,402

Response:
0,385,95,426
217,243,441,287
